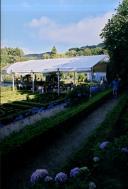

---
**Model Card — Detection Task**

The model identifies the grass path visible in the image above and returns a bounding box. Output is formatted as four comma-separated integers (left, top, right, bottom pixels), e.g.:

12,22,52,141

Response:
6,97,119,189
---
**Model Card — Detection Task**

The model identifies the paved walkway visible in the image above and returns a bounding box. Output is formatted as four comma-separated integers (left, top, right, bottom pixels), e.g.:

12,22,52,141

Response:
6,98,119,189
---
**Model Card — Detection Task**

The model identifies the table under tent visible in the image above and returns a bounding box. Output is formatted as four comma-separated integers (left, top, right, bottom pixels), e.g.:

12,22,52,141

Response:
2,55,108,95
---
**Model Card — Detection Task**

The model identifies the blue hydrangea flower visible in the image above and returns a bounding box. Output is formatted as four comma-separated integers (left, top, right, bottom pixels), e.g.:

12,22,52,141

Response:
70,167,80,177
30,169,48,184
55,172,67,184
99,141,110,150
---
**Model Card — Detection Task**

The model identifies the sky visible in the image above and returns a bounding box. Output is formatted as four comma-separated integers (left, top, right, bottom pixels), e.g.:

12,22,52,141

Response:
1,0,122,54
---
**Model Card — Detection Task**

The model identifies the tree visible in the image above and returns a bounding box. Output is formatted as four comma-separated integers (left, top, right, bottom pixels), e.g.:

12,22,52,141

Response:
65,50,77,57
83,48,92,56
50,46,57,58
1,47,25,68
78,50,84,56
91,47,104,55
1,48,10,67
43,53,50,59
100,0,128,84
15,48,24,57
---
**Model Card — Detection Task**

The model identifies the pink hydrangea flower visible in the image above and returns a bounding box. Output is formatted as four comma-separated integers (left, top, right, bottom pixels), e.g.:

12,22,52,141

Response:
30,169,48,184
99,141,110,150
70,167,80,177
55,172,67,183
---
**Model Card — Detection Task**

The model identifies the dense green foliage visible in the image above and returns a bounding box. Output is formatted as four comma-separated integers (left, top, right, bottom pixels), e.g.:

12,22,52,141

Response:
66,44,107,57
101,0,128,84
1,47,28,68
42,44,106,59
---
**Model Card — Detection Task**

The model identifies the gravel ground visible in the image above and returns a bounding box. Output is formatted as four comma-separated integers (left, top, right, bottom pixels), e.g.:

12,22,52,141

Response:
5,98,119,189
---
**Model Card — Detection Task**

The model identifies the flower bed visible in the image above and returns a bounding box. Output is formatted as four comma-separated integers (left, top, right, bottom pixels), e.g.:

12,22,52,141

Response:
29,135,128,189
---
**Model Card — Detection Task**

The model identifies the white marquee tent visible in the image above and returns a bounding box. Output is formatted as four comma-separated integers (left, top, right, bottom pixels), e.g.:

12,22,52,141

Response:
2,55,108,94
3,55,108,74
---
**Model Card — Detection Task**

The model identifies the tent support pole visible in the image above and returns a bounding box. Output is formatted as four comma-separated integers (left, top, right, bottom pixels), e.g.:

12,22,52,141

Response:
32,72,35,93
91,67,93,81
0,72,3,85
12,73,15,91
74,72,76,85
57,69,60,96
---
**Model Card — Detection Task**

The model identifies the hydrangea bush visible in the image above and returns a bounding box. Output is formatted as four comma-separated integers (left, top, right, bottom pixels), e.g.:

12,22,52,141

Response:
30,134,128,188
99,141,110,150
70,167,80,178
55,172,67,184
30,169,48,184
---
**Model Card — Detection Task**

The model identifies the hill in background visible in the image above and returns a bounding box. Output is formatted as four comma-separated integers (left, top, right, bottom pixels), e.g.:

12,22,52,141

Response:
24,43,106,59
24,52,51,60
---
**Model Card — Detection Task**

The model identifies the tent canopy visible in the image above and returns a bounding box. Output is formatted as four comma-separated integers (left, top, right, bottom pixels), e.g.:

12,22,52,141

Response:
2,55,108,74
